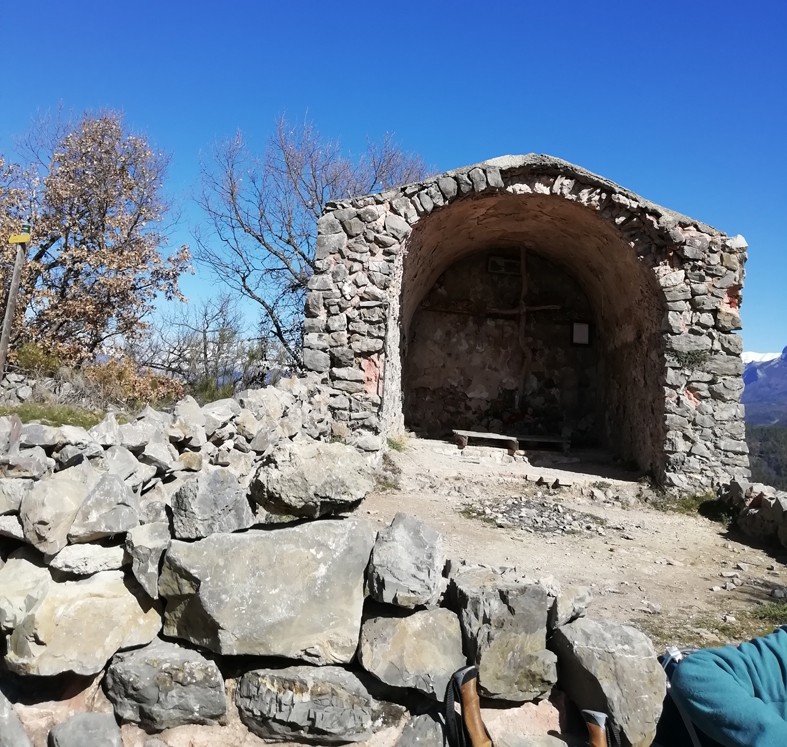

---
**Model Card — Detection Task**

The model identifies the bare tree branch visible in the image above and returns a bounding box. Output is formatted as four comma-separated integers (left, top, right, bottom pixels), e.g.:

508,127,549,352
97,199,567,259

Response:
195,116,427,368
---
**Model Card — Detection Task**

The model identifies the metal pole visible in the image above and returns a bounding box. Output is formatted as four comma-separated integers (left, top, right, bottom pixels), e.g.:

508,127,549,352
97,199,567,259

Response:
0,240,27,376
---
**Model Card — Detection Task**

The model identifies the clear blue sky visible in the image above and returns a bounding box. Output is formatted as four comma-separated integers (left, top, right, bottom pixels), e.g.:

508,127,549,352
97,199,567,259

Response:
1,1,785,351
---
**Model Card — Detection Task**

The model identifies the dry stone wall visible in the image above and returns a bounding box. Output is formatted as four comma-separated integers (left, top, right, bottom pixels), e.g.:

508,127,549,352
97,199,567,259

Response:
0,384,670,747
304,154,749,491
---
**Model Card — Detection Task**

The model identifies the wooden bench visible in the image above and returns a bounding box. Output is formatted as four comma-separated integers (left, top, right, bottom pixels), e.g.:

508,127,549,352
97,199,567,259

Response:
453,430,519,454
452,429,571,454
515,434,571,453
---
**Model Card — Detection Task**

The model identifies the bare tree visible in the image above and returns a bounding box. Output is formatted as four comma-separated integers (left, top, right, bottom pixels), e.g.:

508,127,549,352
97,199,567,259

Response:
131,293,273,399
196,117,427,368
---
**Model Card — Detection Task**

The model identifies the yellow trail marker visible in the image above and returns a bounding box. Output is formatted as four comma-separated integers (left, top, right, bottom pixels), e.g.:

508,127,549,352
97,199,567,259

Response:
9,233,31,244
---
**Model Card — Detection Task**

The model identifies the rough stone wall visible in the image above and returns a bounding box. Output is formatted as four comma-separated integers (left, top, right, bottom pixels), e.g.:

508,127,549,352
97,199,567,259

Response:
404,250,598,440
304,154,749,491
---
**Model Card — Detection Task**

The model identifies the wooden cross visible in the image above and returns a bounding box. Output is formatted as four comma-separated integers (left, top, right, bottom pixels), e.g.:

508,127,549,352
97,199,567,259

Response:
488,249,561,410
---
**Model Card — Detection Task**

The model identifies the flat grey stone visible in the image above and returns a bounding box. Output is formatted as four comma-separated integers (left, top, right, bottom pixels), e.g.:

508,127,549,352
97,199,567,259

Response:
102,445,140,481
395,713,444,747
201,398,241,436
19,477,89,554
0,479,32,515
0,548,51,631
19,423,60,449
105,639,225,730
173,395,206,427
89,412,122,447
48,543,127,576
120,419,164,453
359,609,466,698
159,520,374,662
139,438,180,474
1,446,55,478
236,665,404,744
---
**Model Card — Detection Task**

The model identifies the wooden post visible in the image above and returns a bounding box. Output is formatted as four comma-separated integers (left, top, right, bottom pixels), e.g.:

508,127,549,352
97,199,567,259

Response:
0,238,28,376
515,248,530,411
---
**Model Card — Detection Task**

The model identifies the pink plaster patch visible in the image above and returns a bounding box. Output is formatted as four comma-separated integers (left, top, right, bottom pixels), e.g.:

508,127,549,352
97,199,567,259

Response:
723,285,742,311
362,354,382,395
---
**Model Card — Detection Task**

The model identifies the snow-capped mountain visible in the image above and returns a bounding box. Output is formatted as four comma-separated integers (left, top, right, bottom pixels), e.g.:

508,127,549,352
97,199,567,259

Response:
743,347,787,425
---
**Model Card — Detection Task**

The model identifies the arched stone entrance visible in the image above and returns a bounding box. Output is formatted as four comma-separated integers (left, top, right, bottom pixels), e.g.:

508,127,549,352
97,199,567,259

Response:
304,155,749,491
398,192,667,474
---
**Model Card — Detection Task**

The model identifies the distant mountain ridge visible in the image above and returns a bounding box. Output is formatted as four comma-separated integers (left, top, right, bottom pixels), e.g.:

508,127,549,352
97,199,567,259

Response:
743,346,787,425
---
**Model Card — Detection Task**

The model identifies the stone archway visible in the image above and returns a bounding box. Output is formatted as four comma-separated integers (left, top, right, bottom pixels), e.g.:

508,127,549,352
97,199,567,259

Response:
397,191,667,475
304,155,749,491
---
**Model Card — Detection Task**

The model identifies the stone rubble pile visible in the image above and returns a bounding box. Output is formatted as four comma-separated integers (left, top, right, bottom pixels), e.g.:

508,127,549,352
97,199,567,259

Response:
718,480,787,550
462,494,607,535
0,371,72,406
0,379,668,747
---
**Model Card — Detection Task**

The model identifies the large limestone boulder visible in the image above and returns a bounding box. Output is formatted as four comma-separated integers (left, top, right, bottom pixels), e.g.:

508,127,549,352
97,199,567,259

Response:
171,468,254,539
367,513,445,608
105,639,225,730
235,666,404,744
159,519,375,663
68,473,141,543
452,566,557,702
0,549,51,631
0,690,33,747
6,570,161,676
250,441,374,520
551,617,666,747
18,477,89,554
359,609,466,698
48,713,121,747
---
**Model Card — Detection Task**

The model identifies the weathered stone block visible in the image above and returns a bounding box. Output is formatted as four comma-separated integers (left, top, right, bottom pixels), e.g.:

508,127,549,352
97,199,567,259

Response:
359,609,466,698
159,520,375,662
236,665,404,744
105,639,225,730
367,513,445,608
551,618,665,747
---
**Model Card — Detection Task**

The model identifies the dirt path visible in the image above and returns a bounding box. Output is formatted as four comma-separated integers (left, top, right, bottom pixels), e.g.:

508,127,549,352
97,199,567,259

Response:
356,437,787,648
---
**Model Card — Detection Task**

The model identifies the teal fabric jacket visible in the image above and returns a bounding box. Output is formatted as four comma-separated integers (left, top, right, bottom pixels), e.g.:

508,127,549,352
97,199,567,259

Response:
670,628,787,746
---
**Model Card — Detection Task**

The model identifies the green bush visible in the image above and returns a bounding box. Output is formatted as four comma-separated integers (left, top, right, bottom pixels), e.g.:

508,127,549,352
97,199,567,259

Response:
12,342,61,376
